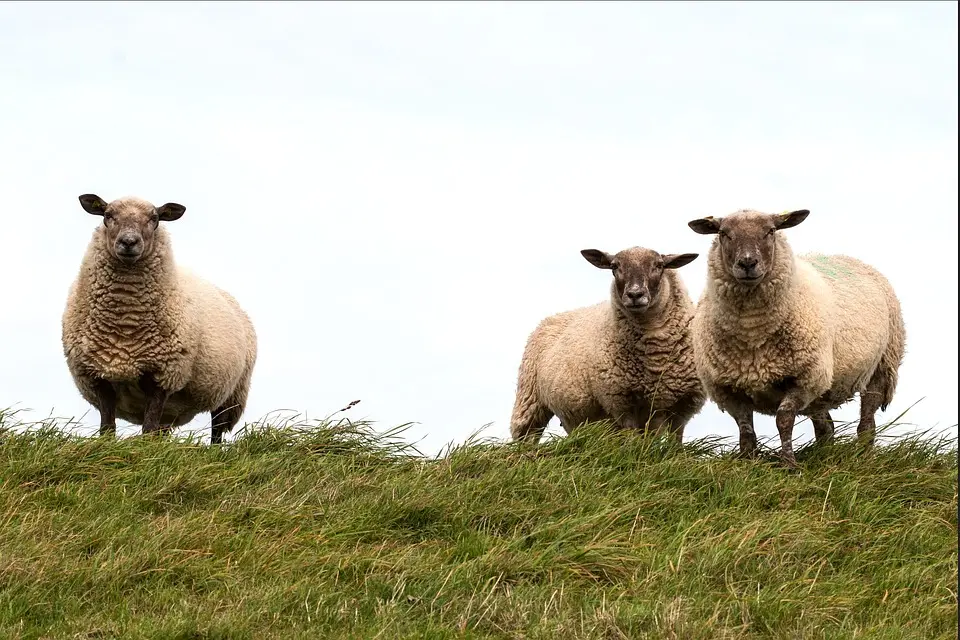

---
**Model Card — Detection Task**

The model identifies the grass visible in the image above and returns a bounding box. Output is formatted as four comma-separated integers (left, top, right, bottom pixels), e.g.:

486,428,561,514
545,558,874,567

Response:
0,412,956,639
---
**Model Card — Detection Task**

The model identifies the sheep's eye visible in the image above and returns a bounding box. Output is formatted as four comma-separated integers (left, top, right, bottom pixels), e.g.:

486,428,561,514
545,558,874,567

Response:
766,228,776,236
718,231,729,240
610,262,619,272
103,213,113,222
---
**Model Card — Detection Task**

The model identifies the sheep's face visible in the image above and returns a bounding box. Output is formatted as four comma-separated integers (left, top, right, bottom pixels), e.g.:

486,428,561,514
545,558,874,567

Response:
581,247,698,315
687,209,809,287
79,194,186,265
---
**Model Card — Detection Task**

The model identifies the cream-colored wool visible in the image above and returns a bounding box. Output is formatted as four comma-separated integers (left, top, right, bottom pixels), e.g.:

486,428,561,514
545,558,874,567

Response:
510,249,705,443
690,209,905,459
62,197,257,437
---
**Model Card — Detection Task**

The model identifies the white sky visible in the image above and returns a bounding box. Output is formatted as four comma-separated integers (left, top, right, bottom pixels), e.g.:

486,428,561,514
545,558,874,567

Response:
1,2,956,455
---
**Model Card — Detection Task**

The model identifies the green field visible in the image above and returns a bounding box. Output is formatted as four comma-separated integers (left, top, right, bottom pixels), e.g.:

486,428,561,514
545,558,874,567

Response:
0,412,956,639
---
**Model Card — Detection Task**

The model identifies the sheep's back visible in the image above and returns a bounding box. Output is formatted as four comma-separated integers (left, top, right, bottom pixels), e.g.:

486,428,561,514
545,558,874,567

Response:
536,303,607,399
799,253,896,399
178,269,257,406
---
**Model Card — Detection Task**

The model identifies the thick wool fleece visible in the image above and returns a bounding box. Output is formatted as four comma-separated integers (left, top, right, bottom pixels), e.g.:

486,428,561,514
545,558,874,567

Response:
62,225,257,428
510,270,705,441
692,234,905,417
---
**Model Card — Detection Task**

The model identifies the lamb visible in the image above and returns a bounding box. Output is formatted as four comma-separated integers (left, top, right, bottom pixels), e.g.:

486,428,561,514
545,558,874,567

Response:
61,194,258,444
509,246,706,443
687,209,905,467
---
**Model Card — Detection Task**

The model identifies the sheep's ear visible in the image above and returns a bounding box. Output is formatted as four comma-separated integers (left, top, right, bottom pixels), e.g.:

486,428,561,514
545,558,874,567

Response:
581,249,614,269
688,216,721,235
773,209,809,230
156,203,186,222
79,194,108,216
662,253,699,269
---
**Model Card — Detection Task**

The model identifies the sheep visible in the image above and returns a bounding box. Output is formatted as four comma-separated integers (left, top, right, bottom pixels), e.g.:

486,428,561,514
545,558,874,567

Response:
687,209,905,467
509,246,706,443
61,194,258,444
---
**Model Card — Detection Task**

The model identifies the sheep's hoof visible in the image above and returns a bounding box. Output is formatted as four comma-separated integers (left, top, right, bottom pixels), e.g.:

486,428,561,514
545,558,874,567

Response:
856,433,877,449
780,454,800,472
736,444,758,460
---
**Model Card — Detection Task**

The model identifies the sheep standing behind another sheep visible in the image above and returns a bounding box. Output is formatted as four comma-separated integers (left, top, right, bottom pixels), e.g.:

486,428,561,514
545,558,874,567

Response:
687,209,905,467
510,246,706,443
61,194,258,444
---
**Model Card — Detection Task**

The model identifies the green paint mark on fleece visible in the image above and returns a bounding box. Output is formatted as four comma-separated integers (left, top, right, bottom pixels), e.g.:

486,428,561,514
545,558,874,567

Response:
808,254,856,280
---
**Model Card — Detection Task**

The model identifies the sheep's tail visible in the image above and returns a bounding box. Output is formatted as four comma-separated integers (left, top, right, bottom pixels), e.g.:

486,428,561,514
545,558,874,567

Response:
877,291,906,411
509,329,553,443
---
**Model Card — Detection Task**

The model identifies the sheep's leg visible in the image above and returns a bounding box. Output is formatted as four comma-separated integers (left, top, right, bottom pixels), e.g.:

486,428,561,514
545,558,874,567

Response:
661,394,704,444
210,414,227,445
775,388,817,469
811,411,835,444
211,369,253,445
558,416,581,435
140,374,170,436
714,388,757,457
857,378,884,448
210,402,243,445
94,379,117,437
727,404,757,458
600,394,644,433
646,410,682,443
618,412,643,432
775,407,799,469
645,410,669,435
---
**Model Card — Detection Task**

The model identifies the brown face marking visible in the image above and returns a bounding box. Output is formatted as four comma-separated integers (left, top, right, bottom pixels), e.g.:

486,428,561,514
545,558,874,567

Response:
581,247,698,314
78,194,186,265
687,209,809,286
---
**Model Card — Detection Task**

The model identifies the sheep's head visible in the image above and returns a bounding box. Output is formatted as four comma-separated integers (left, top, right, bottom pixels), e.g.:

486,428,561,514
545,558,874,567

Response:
687,209,809,287
78,194,185,265
581,247,698,315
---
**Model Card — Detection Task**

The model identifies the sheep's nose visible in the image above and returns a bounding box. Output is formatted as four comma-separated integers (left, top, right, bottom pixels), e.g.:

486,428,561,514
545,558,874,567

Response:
626,287,649,304
737,256,758,270
118,236,141,250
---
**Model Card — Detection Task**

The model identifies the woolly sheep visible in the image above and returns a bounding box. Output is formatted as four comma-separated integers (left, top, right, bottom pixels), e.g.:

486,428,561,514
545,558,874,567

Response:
61,194,258,444
687,209,905,467
509,246,706,443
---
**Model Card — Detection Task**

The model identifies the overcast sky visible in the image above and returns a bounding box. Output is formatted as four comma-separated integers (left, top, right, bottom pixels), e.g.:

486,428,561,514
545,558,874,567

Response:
1,2,956,455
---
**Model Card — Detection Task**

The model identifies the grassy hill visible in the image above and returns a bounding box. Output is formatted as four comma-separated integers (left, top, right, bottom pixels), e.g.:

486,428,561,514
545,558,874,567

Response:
0,413,956,639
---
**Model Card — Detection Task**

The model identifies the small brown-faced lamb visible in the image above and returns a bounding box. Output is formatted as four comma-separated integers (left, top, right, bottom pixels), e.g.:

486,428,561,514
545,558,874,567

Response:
509,246,706,443
687,209,905,467
61,194,258,444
